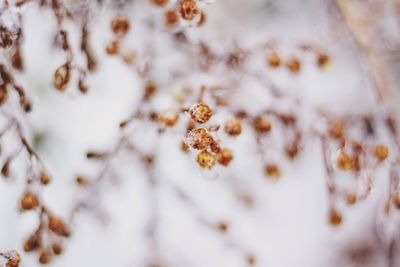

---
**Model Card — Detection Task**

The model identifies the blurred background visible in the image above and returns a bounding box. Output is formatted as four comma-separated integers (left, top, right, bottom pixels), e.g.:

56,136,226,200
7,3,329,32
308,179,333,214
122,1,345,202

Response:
1,0,400,266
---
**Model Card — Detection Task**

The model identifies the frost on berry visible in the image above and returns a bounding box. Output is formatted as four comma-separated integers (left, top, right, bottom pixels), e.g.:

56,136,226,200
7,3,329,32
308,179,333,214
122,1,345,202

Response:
196,150,216,169
286,58,301,74
179,0,199,21
3,251,21,267
188,102,213,124
186,128,213,150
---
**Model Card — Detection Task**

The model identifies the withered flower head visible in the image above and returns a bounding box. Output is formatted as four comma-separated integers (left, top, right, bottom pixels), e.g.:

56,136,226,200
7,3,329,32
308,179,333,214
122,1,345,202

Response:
189,102,213,124
187,128,213,150
196,150,216,169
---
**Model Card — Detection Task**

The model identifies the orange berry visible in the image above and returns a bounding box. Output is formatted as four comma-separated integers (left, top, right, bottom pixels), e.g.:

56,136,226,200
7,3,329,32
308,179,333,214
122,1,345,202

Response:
217,148,233,166
111,16,130,36
328,209,342,226
20,192,39,211
336,152,355,171
374,145,389,162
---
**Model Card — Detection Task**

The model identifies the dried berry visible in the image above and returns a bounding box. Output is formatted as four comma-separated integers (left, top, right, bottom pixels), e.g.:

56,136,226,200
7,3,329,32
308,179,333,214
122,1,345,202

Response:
286,58,301,73
20,192,39,211
336,152,355,171
317,53,330,68
196,150,216,169
217,148,233,166
224,118,242,136
328,209,342,226
216,221,229,233
111,17,130,37
38,250,51,265
39,172,51,185
23,234,41,252
264,164,281,179
253,115,271,134
328,121,344,140
52,243,63,255
165,10,179,27
374,145,388,162
189,102,213,124
106,40,120,55
267,52,280,68
187,128,213,150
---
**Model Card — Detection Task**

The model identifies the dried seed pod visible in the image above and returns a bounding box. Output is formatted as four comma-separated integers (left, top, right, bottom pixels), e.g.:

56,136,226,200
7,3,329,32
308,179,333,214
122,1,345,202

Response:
159,110,179,127
165,10,179,27
78,78,88,94
20,192,39,211
374,145,388,162
48,216,70,237
264,164,281,179
224,118,242,136
196,150,216,169
54,63,70,92
189,102,213,124
111,17,130,37
23,234,41,252
179,0,198,21
336,153,355,171
328,209,342,226
286,58,301,73
38,250,51,265
253,115,271,134
0,26,15,48
217,148,233,167
187,128,213,150
267,52,280,68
